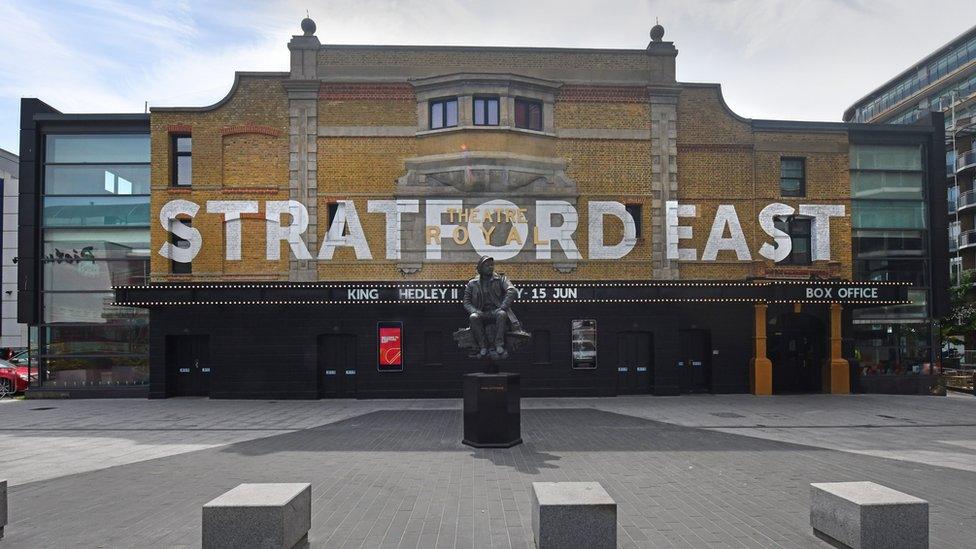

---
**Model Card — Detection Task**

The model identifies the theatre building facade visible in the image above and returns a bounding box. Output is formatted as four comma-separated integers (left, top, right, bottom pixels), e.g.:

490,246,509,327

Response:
18,20,948,398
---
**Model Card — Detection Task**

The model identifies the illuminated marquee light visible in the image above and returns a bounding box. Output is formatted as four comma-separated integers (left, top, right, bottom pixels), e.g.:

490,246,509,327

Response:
157,199,847,264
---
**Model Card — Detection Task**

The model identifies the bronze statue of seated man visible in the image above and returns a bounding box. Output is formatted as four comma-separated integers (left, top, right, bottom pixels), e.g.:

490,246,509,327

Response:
464,256,518,358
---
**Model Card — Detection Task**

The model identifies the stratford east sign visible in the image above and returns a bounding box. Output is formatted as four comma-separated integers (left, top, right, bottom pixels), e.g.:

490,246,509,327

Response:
158,199,845,264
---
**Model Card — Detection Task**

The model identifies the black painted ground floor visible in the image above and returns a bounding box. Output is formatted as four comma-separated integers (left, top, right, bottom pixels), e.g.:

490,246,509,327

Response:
145,301,859,399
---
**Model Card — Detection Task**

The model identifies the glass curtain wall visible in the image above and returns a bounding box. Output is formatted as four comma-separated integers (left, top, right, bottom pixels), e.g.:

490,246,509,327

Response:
39,134,150,388
850,144,936,376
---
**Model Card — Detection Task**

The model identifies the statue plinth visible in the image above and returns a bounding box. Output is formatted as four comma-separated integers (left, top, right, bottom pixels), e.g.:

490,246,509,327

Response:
462,371,522,448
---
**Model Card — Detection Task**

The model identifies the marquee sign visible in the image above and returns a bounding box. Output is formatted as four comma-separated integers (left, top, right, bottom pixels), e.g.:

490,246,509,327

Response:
158,199,845,264
114,280,911,307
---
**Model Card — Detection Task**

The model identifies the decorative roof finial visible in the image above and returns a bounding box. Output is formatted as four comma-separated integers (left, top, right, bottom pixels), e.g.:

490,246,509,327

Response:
650,19,665,42
301,14,316,36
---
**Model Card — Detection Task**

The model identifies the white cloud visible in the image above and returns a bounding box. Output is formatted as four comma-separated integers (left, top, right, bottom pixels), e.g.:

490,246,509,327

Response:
0,0,973,152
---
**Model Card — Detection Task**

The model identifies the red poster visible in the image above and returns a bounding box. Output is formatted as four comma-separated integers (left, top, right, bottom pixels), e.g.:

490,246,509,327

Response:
378,323,403,371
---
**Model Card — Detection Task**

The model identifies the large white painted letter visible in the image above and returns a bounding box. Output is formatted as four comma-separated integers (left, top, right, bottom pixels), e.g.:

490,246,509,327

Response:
367,199,419,260
758,202,795,262
665,200,697,260
702,205,751,261
318,200,372,260
424,199,462,260
265,200,312,260
799,204,845,261
588,201,636,260
206,200,258,261
534,200,581,260
158,199,201,263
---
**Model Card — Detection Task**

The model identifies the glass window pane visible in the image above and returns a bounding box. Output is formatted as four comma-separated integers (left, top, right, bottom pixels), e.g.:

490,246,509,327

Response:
853,230,925,258
43,196,150,227
850,145,922,170
45,164,150,195
853,322,932,375
515,101,527,128
46,135,150,164
780,179,802,195
44,228,151,260
42,292,145,324
487,98,499,125
43,259,149,291
43,355,149,388
474,99,485,125
445,99,458,127
852,201,927,229
176,156,192,186
529,102,542,130
851,171,923,199
854,258,927,285
176,136,192,153
430,102,443,129
44,322,148,356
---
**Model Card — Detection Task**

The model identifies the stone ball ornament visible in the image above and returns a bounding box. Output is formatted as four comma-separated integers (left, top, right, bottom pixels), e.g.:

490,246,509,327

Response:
301,17,316,36
650,23,665,42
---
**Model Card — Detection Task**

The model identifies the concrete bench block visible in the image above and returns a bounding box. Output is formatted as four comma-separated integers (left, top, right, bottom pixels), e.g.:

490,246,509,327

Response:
810,481,928,549
203,483,311,549
1,479,6,540
532,482,616,549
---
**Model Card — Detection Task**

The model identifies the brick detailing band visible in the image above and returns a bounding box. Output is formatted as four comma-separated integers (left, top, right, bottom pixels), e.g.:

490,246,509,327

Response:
557,86,649,103
677,144,755,153
220,124,283,137
319,83,415,100
166,124,192,133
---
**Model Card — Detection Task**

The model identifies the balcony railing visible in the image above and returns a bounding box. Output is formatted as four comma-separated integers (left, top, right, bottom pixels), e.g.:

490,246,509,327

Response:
958,190,976,212
957,150,976,174
960,229,976,250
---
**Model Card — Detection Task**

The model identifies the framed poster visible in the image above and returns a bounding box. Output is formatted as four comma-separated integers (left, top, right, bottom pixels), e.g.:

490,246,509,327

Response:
572,319,597,369
377,321,403,372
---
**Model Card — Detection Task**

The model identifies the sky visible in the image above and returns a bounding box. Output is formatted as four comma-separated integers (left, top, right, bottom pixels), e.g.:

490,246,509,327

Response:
0,0,973,154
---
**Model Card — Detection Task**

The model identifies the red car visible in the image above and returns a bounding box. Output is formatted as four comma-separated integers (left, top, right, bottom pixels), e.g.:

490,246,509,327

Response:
0,358,29,395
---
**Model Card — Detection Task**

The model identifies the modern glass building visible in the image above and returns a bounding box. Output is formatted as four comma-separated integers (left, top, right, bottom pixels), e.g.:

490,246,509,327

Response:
18,100,150,396
843,25,976,281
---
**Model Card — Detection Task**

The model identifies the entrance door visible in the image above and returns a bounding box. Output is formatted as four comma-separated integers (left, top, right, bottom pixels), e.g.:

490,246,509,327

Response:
318,334,358,398
678,329,711,393
168,335,211,397
768,313,824,394
616,331,653,394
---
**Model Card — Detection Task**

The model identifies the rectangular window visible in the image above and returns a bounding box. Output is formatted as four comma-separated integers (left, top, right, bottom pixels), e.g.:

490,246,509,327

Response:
429,98,458,130
625,204,642,238
44,164,150,195
473,96,500,126
326,202,350,236
46,134,150,164
852,201,927,229
851,171,923,200
424,331,443,365
780,157,805,197
171,219,192,274
514,98,543,131
377,321,403,372
774,217,812,265
571,319,597,369
532,330,551,364
171,135,192,187
43,228,150,260
42,196,150,227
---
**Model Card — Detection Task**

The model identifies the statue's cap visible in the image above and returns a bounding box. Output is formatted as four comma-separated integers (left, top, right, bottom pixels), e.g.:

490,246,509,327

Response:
478,256,494,268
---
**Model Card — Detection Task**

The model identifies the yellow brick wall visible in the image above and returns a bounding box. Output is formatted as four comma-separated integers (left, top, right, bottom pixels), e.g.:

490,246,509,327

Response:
150,74,290,281
677,86,852,280
148,71,855,284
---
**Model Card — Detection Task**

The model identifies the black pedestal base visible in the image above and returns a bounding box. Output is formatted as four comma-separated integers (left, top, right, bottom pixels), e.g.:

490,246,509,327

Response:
462,373,522,448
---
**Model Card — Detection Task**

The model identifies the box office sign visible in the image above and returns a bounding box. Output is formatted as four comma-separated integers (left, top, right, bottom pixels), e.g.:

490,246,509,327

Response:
157,199,846,264
377,321,403,372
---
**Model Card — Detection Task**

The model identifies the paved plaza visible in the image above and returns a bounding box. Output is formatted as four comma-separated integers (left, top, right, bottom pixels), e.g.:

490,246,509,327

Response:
0,394,975,547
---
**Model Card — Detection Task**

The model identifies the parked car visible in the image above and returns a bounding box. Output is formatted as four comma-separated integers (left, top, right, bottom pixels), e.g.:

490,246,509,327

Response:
0,358,29,395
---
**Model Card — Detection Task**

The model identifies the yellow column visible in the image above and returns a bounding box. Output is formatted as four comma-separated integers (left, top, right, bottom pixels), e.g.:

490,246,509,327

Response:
827,303,851,394
749,302,772,395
